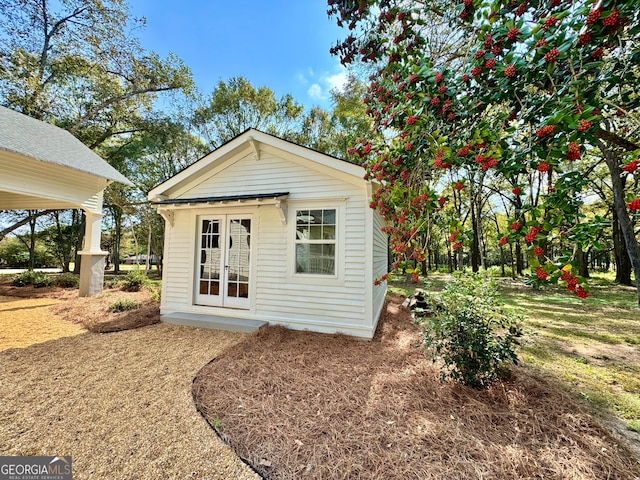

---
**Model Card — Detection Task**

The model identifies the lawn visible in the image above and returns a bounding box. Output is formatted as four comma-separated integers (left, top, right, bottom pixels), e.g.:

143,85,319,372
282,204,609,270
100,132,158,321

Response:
392,272,640,440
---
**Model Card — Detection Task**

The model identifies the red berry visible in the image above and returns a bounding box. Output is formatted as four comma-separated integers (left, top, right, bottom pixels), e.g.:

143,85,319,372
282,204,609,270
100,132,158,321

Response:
435,72,444,83
454,181,464,191
475,49,486,59
577,119,591,132
504,64,517,77
484,34,493,49
536,266,548,280
537,161,550,172
507,28,520,41
510,221,522,231
622,160,639,173
586,8,601,25
543,16,558,30
462,74,471,83
535,39,547,49
515,2,527,16
408,73,418,83
512,187,522,195
577,32,592,46
602,9,620,27
471,66,482,77
430,96,440,106
484,58,496,69
592,47,604,59
544,48,560,63
534,247,544,257
627,198,640,211
453,242,463,250
439,196,447,207
567,142,581,161
536,125,556,138
405,142,413,151
406,115,418,125
499,236,508,246
575,286,588,299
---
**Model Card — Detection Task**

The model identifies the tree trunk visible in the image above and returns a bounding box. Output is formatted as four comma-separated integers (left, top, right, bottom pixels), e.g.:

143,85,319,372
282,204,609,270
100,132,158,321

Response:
73,210,84,274
577,246,590,279
470,196,480,273
599,140,640,305
113,210,123,273
612,208,632,285
515,241,524,276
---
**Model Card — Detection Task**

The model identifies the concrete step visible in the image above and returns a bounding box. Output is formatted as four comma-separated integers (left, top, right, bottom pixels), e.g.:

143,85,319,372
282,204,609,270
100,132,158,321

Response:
161,312,267,333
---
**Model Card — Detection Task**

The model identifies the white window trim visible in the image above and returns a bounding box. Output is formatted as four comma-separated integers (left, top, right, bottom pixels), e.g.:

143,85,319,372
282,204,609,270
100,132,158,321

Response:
287,200,346,286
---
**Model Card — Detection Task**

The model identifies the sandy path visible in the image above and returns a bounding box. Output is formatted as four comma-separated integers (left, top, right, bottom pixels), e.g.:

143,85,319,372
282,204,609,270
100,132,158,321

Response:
0,317,259,480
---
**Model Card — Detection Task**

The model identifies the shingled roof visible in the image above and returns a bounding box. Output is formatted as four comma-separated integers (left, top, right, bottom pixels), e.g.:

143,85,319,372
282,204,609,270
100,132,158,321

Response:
0,106,132,185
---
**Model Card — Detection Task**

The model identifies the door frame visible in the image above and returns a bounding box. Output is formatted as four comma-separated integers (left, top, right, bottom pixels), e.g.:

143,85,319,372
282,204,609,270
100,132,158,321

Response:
194,214,253,310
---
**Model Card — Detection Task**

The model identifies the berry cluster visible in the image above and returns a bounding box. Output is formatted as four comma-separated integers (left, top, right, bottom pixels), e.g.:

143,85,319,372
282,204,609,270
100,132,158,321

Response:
536,125,556,137
628,198,640,211
567,142,581,161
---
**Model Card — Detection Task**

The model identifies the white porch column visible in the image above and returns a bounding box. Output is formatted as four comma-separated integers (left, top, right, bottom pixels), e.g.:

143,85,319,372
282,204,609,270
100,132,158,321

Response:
78,209,108,297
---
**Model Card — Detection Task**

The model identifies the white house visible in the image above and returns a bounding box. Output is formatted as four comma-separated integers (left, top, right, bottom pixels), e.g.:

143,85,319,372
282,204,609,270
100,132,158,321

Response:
148,129,388,338
0,106,132,296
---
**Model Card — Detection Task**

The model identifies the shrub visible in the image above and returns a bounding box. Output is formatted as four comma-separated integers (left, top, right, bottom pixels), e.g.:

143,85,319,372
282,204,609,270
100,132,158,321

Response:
56,273,79,288
418,272,523,388
108,299,140,312
122,270,148,292
12,270,55,288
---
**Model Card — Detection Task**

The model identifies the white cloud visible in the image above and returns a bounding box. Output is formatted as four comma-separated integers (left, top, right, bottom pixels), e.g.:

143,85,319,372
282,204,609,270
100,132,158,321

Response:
302,64,349,103
325,71,348,93
307,83,323,99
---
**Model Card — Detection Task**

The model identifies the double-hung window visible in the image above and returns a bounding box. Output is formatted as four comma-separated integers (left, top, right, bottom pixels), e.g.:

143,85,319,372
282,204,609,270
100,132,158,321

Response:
295,209,336,275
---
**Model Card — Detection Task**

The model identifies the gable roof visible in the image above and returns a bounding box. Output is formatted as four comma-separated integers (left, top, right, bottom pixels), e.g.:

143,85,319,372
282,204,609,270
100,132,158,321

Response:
148,128,366,201
0,106,132,185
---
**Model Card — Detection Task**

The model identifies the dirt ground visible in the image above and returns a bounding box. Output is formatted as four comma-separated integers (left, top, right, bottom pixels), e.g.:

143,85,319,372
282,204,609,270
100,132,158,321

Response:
194,295,640,480
0,279,259,480
0,295,85,350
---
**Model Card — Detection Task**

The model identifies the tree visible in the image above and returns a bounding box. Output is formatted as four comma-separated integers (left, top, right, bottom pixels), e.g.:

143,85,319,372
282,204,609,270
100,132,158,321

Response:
329,0,640,304
0,0,194,267
194,76,305,148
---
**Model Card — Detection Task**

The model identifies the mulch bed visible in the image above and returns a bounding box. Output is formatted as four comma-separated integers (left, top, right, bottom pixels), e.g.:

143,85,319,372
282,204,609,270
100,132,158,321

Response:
0,276,159,333
193,295,640,480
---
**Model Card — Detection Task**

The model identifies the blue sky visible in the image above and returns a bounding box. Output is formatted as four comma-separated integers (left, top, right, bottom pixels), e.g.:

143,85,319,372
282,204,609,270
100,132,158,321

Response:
128,0,349,110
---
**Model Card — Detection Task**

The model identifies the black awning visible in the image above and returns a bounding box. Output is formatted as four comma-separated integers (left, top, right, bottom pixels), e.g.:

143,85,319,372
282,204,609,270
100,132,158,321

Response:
153,192,289,205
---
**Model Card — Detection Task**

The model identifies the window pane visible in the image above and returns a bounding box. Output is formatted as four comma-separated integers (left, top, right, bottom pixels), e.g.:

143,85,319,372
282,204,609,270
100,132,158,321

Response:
322,225,335,240
309,225,322,240
309,210,323,223
323,209,336,225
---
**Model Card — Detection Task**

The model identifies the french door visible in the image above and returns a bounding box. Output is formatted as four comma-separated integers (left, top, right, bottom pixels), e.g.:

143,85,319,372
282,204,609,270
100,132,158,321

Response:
195,215,252,309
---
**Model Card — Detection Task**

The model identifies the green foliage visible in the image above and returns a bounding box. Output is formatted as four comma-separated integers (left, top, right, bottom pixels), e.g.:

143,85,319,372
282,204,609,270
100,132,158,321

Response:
108,298,140,313
122,270,149,292
419,273,523,388
55,273,79,288
12,270,55,288
0,240,30,267
194,76,305,148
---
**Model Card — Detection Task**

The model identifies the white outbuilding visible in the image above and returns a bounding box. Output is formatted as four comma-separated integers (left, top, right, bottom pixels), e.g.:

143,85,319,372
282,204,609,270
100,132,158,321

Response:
148,129,388,338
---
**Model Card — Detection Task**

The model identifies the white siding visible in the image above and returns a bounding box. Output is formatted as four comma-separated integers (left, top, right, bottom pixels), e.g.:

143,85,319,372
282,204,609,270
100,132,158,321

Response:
372,210,388,319
159,145,380,337
181,152,360,201
0,154,108,213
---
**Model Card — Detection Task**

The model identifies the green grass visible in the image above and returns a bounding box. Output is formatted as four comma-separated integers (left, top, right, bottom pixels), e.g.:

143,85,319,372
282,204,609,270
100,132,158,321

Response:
390,272,640,431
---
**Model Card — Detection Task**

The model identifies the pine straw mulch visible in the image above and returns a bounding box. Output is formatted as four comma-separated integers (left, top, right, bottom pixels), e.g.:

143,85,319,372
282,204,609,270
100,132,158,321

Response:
0,277,159,333
193,295,640,480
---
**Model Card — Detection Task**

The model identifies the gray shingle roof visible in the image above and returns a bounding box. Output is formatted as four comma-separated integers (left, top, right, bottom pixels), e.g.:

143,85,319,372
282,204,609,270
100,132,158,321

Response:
0,106,132,185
